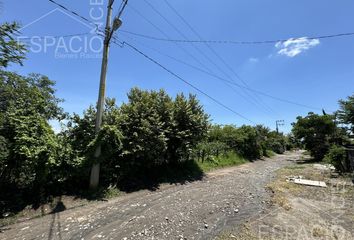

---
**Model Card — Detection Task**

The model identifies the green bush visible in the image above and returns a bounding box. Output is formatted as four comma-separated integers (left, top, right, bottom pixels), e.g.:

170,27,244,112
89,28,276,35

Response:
234,125,262,159
0,71,63,191
66,100,124,186
0,71,65,214
119,89,209,169
324,145,347,172
207,124,287,160
292,113,337,161
269,141,285,154
337,94,354,133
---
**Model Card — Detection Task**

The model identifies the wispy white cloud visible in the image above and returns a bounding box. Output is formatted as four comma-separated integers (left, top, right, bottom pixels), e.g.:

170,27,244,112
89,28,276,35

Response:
275,37,320,57
248,57,259,63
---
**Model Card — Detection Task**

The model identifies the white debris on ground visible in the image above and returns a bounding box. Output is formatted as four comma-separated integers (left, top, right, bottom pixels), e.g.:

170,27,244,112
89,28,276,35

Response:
313,163,335,171
286,176,327,187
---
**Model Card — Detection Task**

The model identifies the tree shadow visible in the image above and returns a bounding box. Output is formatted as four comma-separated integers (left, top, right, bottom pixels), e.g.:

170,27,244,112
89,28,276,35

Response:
115,160,205,193
295,158,320,164
0,160,204,223
0,185,32,225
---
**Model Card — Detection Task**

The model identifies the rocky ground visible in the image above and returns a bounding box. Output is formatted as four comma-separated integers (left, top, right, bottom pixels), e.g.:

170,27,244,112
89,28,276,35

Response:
0,152,301,240
219,157,354,240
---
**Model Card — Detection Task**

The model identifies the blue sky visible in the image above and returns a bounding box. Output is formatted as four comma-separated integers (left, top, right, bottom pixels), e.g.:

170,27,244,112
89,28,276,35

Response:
1,0,354,132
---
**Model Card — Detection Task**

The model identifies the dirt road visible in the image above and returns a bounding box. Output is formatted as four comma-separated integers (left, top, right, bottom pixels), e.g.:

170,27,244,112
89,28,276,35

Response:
0,152,301,240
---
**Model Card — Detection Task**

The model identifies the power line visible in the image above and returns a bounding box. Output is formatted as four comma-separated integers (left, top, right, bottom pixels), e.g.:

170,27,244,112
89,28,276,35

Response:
16,32,93,41
116,0,128,19
127,4,215,76
162,0,278,116
142,0,222,73
119,29,354,45
47,0,100,30
140,0,276,117
119,34,324,112
141,0,233,79
120,33,277,117
114,39,256,124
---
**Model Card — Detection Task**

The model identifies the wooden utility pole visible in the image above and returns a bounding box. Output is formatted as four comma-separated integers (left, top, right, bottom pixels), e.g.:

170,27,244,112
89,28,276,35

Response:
90,0,123,189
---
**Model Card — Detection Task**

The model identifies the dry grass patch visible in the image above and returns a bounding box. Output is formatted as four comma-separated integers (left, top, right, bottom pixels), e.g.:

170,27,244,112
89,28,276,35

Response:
266,165,307,210
217,224,272,240
312,226,327,238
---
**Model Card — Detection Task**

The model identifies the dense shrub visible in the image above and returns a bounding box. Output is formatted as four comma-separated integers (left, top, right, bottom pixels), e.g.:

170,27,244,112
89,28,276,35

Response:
120,89,209,169
120,88,172,169
235,125,262,159
65,99,124,186
168,93,209,162
0,71,66,214
337,94,354,134
206,124,286,160
324,145,348,172
0,71,63,190
269,141,285,154
292,113,336,161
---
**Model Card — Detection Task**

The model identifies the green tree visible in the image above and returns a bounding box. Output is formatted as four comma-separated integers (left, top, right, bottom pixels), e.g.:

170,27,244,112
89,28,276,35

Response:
208,124,265,159
0,71,64,120
169,94,209,162
337,93,354,134
292,112,336,160
66,99,123,185
0,71,63,198
209,124,239,151
266,131,286,154
235,125,262,159
0,107,57,190
0,22,26,68
120,88,171,169
324,145,348,172
254,125,271,155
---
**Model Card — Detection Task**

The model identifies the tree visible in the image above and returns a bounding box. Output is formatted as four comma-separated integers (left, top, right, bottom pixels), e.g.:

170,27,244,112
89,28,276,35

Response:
324,145,348,173
0,71,64,120
208,124,265,159
292,112,336,160
235,125,262,159
0,71,63,195
267,131,286,154
337,93,354,134
120,88,171,169
169,94,209,163
209,124,239,151
66,99,123,185
0,107,57,190
254,125,271,155
0,22,26,68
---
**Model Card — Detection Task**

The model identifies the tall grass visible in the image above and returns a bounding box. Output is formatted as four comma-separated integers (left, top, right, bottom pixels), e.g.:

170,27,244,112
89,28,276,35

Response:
265,150,276,157
197,152,249,172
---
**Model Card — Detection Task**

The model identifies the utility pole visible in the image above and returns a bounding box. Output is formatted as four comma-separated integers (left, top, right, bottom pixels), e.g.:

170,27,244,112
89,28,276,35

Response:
276,120,284,133
90,0,124,189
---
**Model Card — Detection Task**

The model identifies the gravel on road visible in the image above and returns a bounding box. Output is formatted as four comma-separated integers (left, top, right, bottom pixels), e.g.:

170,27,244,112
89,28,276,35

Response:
0,152,302,240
